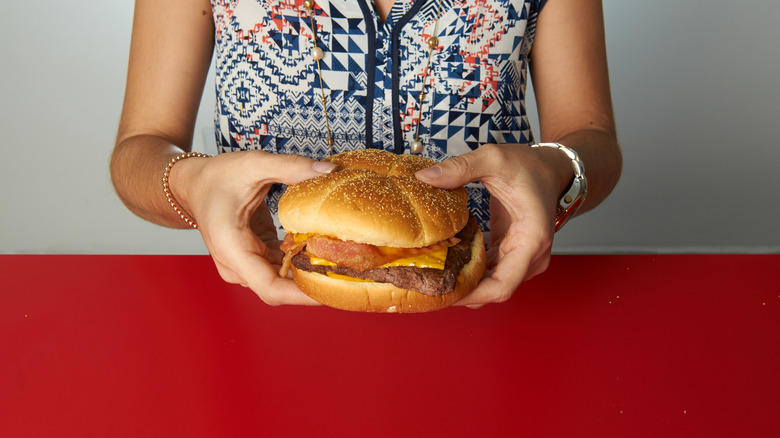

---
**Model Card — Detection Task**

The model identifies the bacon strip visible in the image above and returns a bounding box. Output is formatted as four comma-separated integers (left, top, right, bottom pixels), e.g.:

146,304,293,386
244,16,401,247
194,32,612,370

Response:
305,235,460,271
279,233,307,277
306,236,385,271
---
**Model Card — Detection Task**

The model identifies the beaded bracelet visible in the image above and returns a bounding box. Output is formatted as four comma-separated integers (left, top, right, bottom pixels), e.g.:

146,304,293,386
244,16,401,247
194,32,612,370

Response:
162,152,210,229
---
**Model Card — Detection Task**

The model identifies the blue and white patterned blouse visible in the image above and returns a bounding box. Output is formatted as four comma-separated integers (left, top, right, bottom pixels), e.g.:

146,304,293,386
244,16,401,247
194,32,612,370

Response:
211,0,546,230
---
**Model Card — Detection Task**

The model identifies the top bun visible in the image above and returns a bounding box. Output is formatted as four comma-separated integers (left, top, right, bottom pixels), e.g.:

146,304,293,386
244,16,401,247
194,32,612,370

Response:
278,149,469,248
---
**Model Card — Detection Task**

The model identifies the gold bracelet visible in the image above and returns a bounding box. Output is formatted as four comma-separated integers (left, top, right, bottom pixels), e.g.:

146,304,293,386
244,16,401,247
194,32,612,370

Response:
162,152,210,229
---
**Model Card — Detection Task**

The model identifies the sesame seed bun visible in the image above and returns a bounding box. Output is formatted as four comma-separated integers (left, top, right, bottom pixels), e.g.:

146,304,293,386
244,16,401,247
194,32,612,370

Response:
278,149,469,248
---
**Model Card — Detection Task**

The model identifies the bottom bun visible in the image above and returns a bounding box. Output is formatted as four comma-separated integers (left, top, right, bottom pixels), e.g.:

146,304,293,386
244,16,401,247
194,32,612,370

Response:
292,228,486,313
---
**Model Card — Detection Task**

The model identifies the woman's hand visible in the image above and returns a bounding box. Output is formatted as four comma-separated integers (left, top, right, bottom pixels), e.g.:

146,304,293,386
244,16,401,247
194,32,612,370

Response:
170,150,336,305
415,143,572,307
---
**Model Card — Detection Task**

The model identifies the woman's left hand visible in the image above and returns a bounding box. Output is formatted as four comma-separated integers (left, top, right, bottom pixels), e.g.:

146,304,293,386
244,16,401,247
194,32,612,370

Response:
415,143,571,307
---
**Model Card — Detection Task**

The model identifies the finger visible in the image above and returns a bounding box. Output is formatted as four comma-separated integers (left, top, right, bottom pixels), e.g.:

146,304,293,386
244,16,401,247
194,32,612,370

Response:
457,231,553,308
249,201,285,266
247,151,338,187
485,245,500,270
202,221,319,306
455,261,528,307
488,195,512,245
210,231,318,305
414,144,504,189
200,227,250,285
455,228,538,307
235,251,321,306
211,256,244,285
524,251,552,282
249,201,279,241
266,246,285,266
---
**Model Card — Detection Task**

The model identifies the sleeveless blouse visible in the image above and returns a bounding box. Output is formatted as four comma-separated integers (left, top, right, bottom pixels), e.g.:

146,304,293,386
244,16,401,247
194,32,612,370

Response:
211,0,546,230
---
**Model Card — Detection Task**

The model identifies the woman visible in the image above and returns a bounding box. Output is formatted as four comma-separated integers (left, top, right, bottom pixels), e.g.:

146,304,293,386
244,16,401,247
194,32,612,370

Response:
110,0,622,307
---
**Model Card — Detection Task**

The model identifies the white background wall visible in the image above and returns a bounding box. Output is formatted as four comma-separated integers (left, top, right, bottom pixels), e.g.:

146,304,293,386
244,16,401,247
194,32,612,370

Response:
1,0,778,254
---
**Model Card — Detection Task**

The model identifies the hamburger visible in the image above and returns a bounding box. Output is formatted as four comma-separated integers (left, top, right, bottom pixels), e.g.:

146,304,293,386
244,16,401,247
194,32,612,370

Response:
278,149,486,313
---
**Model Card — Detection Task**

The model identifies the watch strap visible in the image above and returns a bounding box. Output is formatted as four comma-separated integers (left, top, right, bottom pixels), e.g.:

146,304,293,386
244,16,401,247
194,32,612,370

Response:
530,142,589,232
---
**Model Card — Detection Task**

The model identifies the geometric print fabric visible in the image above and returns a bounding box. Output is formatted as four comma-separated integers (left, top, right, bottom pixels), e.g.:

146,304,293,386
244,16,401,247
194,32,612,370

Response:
210,0,546,231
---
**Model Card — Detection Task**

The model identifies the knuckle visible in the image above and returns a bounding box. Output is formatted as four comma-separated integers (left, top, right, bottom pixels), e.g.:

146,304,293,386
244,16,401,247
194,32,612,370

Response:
488,144,513,167
526,254,551,281
480,142,499,154
479,142,502,157
214,263,241,285
471,143,512,181
257,293,283,307
492,289,514,304
444,154,472,176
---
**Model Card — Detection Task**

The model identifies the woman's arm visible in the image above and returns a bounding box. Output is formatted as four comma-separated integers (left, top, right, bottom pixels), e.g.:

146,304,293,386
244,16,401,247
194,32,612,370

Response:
110,0,215,228
530,0,623,213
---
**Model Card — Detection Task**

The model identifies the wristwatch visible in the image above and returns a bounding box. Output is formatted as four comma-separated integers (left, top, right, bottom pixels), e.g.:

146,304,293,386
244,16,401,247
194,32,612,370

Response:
530,142,588,232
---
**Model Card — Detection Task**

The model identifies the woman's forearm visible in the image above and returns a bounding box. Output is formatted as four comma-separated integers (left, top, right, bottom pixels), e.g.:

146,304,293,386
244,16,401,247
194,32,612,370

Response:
110,135,197,229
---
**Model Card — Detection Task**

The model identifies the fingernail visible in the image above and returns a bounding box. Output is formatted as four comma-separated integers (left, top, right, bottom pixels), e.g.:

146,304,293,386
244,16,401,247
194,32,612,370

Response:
312,161,338,174
415,165,442,180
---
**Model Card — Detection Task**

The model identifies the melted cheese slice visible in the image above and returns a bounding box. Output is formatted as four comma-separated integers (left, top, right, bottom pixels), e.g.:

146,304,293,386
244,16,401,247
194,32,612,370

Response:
293,233,314,244
379,246,448,269
309,257,336,266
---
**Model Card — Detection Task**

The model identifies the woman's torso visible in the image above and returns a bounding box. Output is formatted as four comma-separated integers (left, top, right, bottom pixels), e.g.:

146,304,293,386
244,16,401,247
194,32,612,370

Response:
210,0,545,228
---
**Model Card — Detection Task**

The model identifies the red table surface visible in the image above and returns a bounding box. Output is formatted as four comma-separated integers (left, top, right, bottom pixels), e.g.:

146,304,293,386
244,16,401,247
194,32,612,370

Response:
1,254,779,437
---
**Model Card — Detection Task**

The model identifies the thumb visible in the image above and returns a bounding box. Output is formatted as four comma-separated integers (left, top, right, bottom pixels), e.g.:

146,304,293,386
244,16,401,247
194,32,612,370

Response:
414,146,496,189
249,151,338,187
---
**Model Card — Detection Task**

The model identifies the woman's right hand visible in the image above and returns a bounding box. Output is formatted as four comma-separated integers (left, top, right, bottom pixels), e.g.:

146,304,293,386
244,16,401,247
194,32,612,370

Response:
169,150,337,305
